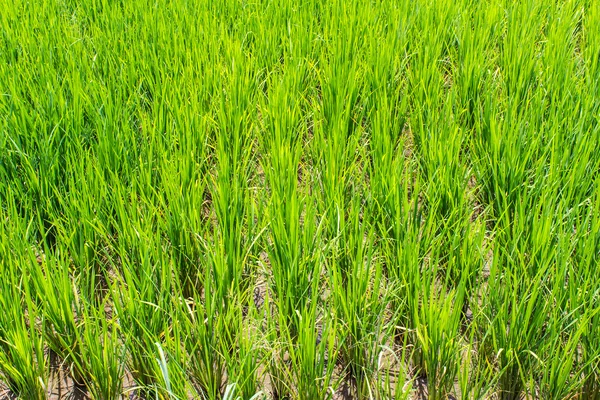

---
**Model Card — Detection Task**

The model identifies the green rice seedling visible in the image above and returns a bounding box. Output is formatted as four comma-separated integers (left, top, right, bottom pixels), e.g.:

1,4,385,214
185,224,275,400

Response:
110,225,175,397
263,294,292,400
287,311,338,400
269,284,338,400
222,309,262,400
419,159,483,298
368,100,409,226
78,305,126,400
30,249,125,396
379,173,434,343
259,66,328,341
453,0,502,129
179,277,229,399
406,0,458,145
149,274,202,399
0,199,47,398
153,339,193,400
531,205,593,399
571,186,600,399
536,307,589,400
477,249,550,400
365,19,412,269
580,304,600,400
113,282,171,397
416,110,470,225
429,203,486,322
376,334,413,400
161,142,209,299
473,102,542,227
51,156,113,305
363,0,410,218
408,253,464,400
458,329,498,400
329,200,391,397
187,277,260,400
209,45,259,304
260,113,333,396
311,3,368,233
408,81,486,310
25,240,88,385
0,252,48,400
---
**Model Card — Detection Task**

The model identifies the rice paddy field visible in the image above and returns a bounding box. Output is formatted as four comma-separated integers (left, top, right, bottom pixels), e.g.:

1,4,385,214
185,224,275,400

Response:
1,0,600,398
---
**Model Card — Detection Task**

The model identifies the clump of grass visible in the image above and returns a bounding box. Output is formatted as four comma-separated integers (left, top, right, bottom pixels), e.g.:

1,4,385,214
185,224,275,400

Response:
78,306,126,400
0,203,48,399
0,260,48,400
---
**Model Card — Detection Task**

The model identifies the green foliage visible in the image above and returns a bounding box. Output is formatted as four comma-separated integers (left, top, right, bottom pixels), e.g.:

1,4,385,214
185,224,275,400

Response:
0,0,598,398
